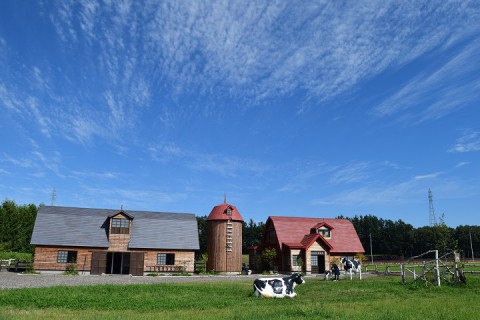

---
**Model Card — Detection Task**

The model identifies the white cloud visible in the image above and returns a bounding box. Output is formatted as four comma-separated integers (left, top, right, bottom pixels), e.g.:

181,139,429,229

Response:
450,130,480,153
455,162,468,168
45,1,480,109
72,171,119,180
372,38,480,123
330,162,372,185
311,174,434,207
189,154,266,178
414,172,442,181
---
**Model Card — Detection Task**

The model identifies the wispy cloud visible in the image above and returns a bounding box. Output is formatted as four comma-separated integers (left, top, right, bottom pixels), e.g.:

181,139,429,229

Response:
450,130,480,153
189,154,267,178
3,1,478,148
72,171,119,180
46,1,480,109
372,38,480,123
414,172,442,181
277,163,332,193
330,162,372,185
455,162,469,168
82,185,188,208
311,173,443,207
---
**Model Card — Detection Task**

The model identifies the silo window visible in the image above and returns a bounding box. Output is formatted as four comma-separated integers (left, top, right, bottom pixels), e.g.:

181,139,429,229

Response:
226,208,232,216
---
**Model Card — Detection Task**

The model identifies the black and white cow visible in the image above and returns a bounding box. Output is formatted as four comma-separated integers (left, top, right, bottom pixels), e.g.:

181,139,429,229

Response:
341,257,362,280
253,273,305,298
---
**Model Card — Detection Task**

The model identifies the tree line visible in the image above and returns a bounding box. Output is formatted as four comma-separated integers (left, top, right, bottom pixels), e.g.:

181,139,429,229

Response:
1,200,478,260
344,214,480,260
0,200,37,254
197,214,480,260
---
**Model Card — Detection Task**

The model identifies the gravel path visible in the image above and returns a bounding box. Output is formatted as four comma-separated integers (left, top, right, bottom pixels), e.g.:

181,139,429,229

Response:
0,271,334,290
0,272,253,290
1,270,373,290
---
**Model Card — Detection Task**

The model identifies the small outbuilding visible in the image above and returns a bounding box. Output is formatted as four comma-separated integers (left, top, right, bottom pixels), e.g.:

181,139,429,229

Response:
249,216,364,274
31,206,199,275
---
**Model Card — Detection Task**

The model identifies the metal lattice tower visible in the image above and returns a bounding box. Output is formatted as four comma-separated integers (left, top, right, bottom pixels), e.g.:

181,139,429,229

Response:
51,188,56,206
428,188,436,226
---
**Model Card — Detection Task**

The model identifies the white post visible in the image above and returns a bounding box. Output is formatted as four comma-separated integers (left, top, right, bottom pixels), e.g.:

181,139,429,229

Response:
435,250,441,287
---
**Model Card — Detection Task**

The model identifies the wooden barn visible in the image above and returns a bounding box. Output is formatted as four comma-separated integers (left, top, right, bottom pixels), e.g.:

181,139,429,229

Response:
249,216,364,274
30,206,199,275
206,202,244,273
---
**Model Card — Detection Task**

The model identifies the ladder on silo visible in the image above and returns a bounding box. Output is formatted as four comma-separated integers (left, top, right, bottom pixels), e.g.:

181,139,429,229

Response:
226,220,233,253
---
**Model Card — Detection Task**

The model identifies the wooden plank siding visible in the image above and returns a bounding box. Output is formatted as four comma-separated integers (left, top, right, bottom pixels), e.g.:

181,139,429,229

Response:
34,246,195,274
33,246,103,272
206,220,242,273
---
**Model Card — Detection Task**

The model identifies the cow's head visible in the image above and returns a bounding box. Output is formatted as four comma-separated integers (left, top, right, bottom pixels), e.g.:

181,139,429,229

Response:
291,273,305,285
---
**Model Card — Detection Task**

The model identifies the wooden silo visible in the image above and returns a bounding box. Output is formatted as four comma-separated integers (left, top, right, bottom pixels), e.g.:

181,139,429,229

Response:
206,203,244,273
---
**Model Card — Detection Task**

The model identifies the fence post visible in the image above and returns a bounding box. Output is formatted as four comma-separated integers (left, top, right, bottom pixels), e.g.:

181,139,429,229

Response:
435,250,441,287
401,264,405,284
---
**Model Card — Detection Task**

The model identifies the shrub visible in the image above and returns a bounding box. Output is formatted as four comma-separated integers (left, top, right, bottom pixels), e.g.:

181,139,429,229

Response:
64,263,78,275
0,252,33,261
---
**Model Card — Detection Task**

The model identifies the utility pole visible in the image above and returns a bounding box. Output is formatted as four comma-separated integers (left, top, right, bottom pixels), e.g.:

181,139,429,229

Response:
470,231,475,262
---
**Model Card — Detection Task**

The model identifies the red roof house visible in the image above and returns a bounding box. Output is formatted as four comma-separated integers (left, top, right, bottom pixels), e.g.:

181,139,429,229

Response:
250,216,364,274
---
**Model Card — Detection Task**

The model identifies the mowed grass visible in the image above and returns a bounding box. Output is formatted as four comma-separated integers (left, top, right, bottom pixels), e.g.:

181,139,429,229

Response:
1,275,479,320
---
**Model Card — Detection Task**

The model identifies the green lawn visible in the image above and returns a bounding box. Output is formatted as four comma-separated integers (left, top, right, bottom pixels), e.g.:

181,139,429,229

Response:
0,275,479,319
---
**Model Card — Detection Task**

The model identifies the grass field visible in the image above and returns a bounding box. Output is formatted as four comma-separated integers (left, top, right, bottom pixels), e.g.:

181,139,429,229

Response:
1,275,479,319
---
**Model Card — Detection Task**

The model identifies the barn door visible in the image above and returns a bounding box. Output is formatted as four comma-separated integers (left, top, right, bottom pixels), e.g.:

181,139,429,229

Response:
91,251,107,275
129,252,144,276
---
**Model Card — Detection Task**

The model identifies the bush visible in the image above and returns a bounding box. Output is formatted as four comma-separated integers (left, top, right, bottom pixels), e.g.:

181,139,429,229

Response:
64,263,78,275
0,252,33,261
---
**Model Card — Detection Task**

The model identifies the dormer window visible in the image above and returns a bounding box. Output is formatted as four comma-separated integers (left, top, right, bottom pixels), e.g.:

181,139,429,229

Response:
111,218,130,234
317,228,331,238
226,208,232,216
311,222,333,238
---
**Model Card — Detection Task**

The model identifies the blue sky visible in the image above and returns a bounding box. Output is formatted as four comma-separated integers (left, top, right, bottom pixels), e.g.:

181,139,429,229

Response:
1,1,479,227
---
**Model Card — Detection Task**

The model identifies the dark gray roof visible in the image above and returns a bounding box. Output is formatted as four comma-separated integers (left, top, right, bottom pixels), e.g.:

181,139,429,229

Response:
31,206,199,250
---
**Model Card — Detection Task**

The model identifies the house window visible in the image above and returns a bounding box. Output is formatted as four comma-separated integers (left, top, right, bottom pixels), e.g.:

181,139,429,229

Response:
57,250,77,263
292,255,301,266
317,229,331,237
111,218,130,234
157,253,175,265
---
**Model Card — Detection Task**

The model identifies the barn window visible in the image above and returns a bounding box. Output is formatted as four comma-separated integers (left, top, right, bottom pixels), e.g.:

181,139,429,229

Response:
157,253,175,265
57,250,77,263
111,218,130,234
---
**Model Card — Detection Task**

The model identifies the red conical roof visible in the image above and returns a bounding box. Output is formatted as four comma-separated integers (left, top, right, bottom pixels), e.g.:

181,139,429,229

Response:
207,203,244,222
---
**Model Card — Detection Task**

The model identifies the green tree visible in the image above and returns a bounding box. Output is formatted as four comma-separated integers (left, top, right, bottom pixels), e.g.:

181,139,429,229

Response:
454,225,480,259
242,219,264,254
259,247,277,271
0,200,37,254
196,215,208,258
